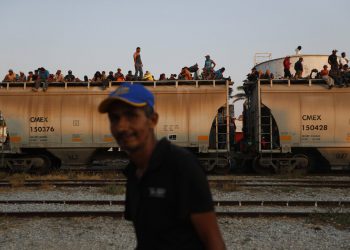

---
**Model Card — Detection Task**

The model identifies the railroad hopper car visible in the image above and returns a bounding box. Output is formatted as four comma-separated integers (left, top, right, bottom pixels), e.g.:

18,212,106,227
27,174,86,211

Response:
242,55,350,174
0,80,231,172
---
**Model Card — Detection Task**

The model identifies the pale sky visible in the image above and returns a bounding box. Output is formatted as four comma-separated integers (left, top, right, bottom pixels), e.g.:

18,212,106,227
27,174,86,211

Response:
1,0,349,113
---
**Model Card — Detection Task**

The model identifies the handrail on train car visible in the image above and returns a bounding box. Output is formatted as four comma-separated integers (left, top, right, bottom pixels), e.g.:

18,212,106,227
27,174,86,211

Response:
256,78,326,87
0,80,230,90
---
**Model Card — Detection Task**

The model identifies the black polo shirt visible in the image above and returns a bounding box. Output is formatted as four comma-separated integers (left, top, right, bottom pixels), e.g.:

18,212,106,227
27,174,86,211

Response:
123,138,214,250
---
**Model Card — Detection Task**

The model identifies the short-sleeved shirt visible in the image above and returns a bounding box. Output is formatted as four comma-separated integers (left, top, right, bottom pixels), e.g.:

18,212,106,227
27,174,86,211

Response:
123,138,214,250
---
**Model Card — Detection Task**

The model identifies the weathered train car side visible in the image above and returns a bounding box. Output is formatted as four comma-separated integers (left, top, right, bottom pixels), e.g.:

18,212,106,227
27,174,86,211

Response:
0,81,230,171
244,79,350,173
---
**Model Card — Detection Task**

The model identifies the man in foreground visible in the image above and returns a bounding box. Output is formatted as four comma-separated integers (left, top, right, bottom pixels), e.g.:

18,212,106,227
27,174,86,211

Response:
99,83,226,250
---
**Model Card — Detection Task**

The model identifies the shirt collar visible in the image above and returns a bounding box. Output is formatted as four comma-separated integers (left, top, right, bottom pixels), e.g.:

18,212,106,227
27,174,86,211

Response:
123,138,170,178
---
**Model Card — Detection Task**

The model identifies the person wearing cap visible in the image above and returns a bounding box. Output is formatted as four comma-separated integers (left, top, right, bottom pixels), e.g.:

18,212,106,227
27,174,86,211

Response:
99,83,226,250
204,55,216,71
2,69,16,82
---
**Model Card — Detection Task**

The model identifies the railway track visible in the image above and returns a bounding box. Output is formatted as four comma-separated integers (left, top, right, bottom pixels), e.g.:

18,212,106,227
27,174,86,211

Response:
1,178,350,188
1,199,349,218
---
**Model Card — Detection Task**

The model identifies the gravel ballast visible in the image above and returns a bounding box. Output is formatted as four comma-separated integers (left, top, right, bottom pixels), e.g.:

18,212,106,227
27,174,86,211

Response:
0,217,349,250
0,186,349,249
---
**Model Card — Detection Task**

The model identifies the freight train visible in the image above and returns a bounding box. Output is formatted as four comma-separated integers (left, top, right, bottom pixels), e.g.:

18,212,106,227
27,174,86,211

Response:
1,54,349,174
0,80,231,173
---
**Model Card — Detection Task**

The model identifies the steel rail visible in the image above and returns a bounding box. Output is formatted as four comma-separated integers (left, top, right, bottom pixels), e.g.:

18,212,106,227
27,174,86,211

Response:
0,200,349,207
1,179,350,188
0,210,348,218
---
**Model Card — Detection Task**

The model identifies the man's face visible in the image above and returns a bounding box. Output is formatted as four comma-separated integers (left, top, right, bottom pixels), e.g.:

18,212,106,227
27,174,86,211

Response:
108,102,157,153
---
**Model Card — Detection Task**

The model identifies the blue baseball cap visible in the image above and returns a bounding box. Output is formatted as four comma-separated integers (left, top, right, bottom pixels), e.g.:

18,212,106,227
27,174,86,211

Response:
98,83,154,113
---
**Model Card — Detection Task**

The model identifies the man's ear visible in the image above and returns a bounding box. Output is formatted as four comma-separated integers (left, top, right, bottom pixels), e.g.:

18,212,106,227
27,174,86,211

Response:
150,112,159,128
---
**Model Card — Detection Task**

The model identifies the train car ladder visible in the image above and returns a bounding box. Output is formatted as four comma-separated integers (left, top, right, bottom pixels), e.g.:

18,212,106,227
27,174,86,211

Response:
260,111,273,151
215,109,229,151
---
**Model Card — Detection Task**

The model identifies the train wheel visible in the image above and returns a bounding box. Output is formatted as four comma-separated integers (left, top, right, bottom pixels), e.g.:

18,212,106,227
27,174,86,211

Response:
253,156,274,174
291,154,310,175
31,155,52,174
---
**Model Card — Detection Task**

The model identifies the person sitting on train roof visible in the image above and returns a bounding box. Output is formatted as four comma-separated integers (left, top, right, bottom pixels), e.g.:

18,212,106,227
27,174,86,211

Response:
83,75,89,82
101,71,107,81
106,71,115,81
2,69,16,82
340,64,350,87
47,74,55,82
320,65,334,90
33,67,49,92
54,70,64,82
17,71,26,82
260,69,274,80
142,71,155,81
64,70,75,82
158,73,166,81
188,63,199,79
115,68,125,82
27,71,34,82
32,69,39,82
246,67,259,82
294,57,304,79
125,70,134,81
214,67,226,80
295,45,302,55
179,67,193,80
169,74,177,80
92,71,102,82
339,52,349,69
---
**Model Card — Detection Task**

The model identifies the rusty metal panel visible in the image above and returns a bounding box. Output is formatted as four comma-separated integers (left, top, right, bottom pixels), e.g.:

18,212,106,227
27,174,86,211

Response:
262,92,301,147
61,95,93,145
299,94,334,145
334,93,350,144
188,91,226,145
0,94,62,147
155,92,189,144
153,86,227,148
260,85,350,148
92,94,115,145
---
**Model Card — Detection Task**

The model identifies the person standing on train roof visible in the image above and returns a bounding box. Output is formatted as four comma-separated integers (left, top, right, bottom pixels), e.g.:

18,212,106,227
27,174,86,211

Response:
204,55,216,71
294,57,304,79
98,83,226,250
295,45,302,55
133,47,143,80
283,56,292,78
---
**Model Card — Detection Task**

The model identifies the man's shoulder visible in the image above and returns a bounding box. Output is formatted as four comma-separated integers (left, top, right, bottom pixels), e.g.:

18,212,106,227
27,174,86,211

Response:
157,138,197,165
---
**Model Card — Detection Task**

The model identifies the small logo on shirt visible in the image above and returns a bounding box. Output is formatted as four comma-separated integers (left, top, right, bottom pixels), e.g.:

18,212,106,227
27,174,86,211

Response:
148,187,167,198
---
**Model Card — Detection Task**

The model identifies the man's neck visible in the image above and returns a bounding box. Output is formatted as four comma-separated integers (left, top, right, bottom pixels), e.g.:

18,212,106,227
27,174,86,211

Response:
129,137,157,176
